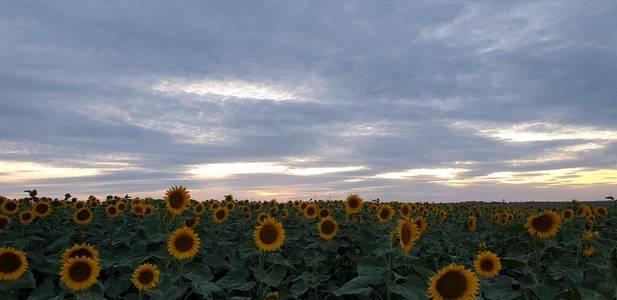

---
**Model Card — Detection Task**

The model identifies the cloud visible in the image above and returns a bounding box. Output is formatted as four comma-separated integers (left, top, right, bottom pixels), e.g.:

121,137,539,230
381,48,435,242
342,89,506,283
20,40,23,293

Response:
188,162,367,178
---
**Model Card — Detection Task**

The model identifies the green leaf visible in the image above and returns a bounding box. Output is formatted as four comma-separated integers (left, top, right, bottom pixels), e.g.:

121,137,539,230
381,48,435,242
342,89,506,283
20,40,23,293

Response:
290,280,309,297
183,264,214,282
389,275,428,300
45,232,74,253
332,276,373,296
0,271,36,291
26,279,55,300
193,282,223,298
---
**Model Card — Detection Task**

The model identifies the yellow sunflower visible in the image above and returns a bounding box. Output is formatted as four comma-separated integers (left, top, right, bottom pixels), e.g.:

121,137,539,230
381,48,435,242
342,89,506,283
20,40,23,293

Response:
60,256,100,291
376,205,394,223
303,204,318,220
254,218,286,252
562,208,574,221
19,210,35,224
344,194,363,215
583,245,595,257
131,263,160,291
317,217,339,240
594,206,608,217
474,251,501,278
165,185,191,216
525,210,561,239
106,205,120,218
61,243,100,264
194,202,205,215
33,201,52,217
428,264,479,300
73,208,94,225
257,212,270,224
318,208,330,219
397,219,420,255
1,200,19,215
413,217,428,233
167,226,200,260
0,215,10,231
0,247,28,281
212,207,230,224
400,204,411,218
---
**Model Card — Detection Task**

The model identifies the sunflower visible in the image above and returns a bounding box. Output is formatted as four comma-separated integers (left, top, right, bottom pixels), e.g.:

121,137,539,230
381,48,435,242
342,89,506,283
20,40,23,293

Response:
299,202,308,212
344,194,363,215
303,204,318,219
106,205,120,218
254,218,286,252
428,264,479,300
376,205,394,223
474,251,501,278
225,201,235,211
562,208,574,221
1,200,19,215
60,256,100,291
75,201,85,210
244,212,252,220
400,204,411,218
132,203,145,216
144,205,153,215
19,210,35,224
0,215,10,231
466,216,477,232
318,208,330,219
0,247,28,281
117,201,127,212
61,243,100,264
413,217,428,233
185,216,200,229
594,206,608,217
583,245,595,257
194,203,205,215
131,263,160,291
397,219,420,255
317,217,339,240
577,204,591,218
165,185,191,216
73,208,94,225
167,226,200,260
525,210,561,239
212,207,230,224
281,209,289,219
33,201,52,217
257,212,270,224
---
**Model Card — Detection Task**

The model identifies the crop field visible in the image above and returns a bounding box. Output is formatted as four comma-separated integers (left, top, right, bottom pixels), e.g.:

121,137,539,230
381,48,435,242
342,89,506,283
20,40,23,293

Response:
0,187,616,299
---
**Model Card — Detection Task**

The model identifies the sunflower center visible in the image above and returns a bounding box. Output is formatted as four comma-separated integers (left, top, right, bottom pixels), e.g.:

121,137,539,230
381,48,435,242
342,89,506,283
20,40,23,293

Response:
174,233,194,252
70,249,93,260
401,225,411,244
348,199,358,209
531,215,553,232
134,206,143,214
196,205,203,213
22,213,33,221
436,270,468,299
168,191,185,209
307,207,315,216
480,259,494,271
108,207,117,215
0,252,22,273
5,202,16,211
380,209,390,220
321,220,335,234
138,269,154,284
216,209,226,220
259,224,278,245
564,211,572,218
36,203,49,214
118,203,126,210
320,210,329,218
77,209,91,221
68,261,92,282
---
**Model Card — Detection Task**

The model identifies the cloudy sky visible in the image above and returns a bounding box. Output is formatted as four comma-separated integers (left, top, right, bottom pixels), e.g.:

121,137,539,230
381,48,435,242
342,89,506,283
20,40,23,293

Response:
1,1,616,202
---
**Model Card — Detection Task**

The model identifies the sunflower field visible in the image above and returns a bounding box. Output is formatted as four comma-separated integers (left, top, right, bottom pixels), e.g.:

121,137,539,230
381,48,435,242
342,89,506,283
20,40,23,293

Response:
0,187,616,300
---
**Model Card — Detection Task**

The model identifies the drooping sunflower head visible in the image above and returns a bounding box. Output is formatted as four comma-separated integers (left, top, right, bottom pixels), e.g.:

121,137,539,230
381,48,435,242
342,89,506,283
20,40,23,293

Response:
344,194,363,214
466,216,477,232
60,256,100,291
0,247,28,281
376,205,394,223
525,210,561,239
317,217,339,240
397,219,420,255
167,226,200,260
562,208,574,221
253,218,286,252
73,208,94,225
165,185,191,216
61,243,100,264
1,200,19,215
0,215,10,231
428,264,479,300
19,211,35,224
131,263,160,291
34,201,52,217
303,204,318,219
212,207,230,224
474,251,501,278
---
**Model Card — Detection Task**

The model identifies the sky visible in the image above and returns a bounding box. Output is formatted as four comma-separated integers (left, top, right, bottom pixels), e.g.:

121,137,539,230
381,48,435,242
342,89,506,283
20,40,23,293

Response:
1,1,616,202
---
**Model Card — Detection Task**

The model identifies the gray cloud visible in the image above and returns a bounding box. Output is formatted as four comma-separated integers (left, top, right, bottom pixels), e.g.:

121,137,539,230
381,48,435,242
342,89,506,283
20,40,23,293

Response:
1,0,616,201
